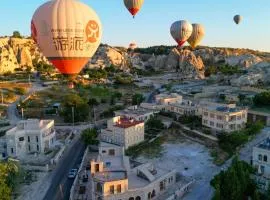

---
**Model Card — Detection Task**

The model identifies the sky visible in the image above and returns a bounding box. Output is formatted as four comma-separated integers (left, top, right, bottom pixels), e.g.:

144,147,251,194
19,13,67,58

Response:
0,0,270,52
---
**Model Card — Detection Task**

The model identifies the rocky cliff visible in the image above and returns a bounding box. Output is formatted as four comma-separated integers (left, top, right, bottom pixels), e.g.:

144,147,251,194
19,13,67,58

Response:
0,37,47,74
0,37,269,84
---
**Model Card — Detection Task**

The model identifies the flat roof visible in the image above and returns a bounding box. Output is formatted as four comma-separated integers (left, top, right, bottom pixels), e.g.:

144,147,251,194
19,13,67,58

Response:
206,105,245,113
115,108,154,116
256,137,270,151
94,171,127,182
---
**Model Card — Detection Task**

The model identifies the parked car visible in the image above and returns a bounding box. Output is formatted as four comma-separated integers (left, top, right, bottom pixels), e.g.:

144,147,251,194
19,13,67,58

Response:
68,169,78,179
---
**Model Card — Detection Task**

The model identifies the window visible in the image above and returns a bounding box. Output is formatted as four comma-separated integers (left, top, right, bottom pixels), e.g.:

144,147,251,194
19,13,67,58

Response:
148,192,151,200
11,148,14,154
160,181,165,191
110,185,114,194
203,120,208,124
264,155,268,162
117,184,121,193
95,164,100,172
151,190,156,198
237,115,242,120
109,149,115,156
102,150,106,154
204,112,208,116
216,123,224,129
210,113,215,119
19,137,24,142
28,145,31,152
28,136,30,142
96,183,102,193
135,197,141,200
37,145,39,152
210,121,215,127
258,154,262,161
217,115,223,120
106,162,111,167
36,136,39,143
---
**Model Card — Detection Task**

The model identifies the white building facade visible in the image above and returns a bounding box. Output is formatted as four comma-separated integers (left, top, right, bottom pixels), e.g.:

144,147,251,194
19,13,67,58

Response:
155,93,182,105
100,116,145,149
91,142,176,200
5,119,56,159
202,105,248,133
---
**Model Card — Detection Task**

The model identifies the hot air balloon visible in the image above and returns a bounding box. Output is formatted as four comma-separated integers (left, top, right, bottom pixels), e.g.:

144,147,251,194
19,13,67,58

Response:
188,24,205,49
170,20,193,47
128,43,137,50
234,15,243,25
124,0,144,18
31,0,102,83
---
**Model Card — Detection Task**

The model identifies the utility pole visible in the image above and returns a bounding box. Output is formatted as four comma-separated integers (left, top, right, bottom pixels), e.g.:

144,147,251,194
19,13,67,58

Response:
72,106,75,132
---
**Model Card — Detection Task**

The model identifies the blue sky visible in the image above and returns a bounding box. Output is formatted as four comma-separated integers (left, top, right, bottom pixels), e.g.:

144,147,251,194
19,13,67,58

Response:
1,0,270,51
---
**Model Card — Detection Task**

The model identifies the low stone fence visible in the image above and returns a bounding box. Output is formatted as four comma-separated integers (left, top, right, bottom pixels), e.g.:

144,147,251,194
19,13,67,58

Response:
50,146,66,165
22,164,50,172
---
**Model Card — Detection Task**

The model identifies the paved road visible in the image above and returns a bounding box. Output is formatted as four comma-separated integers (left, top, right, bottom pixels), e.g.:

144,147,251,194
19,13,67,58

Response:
43,138,86,200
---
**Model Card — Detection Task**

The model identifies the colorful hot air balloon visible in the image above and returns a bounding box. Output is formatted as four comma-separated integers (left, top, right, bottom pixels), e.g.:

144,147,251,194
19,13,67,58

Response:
188,24,205,49
170,20,193,47
124,0,144,18
234,15,243,25
31,0,102,78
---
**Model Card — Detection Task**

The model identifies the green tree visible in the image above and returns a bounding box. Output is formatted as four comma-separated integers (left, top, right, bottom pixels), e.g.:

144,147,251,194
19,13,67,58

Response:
88,98,99,107
219,94,226,101
132,93,145,105
238,94,246,103
12,31,22,38
253,91,270,107
211,157,258,200
60,94,90,123
146,117,164,130
81,128,99,145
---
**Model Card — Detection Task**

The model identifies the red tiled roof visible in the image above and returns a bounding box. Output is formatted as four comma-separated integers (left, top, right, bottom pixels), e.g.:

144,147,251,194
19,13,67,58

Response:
114,118,143,129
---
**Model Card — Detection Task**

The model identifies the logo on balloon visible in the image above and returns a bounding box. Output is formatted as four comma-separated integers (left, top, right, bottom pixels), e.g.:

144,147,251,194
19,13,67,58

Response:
31,20,37,43
85,20,99,43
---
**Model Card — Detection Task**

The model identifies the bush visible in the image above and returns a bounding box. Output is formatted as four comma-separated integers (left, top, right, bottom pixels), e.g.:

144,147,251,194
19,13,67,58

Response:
132,93,145,105
253,91,270,107
81,128,99,145
146,116,164,130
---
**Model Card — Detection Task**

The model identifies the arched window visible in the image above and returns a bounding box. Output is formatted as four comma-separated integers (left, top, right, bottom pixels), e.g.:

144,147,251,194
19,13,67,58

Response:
258,154,262,161
264,155,268,162
151,190,156,198
135,197,141,200
129,198,134,200
96,183,102,193
148,192,151,199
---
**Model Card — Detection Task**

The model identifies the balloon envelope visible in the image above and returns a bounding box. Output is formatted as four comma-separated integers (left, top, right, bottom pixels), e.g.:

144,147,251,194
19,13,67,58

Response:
234,15,243,25
170,20,193,47
188,24,205,49
124,0,144,17
31,0,102,75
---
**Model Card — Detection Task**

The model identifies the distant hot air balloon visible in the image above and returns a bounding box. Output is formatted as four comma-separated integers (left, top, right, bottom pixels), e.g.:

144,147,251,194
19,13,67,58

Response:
188,24,205,49
170,20,193,47
124,0,144,18
31,0,102,81
129,43,137,50
234,15,243,25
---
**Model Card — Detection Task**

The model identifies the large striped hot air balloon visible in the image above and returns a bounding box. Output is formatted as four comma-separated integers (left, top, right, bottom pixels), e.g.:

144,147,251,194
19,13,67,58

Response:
188,24,205,49
234,15,243,25
31,0,102,79
170,20,193,47
124,0,144,18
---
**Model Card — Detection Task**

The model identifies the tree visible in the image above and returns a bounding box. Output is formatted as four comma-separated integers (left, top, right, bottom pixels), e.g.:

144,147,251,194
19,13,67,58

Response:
88,98,99,107
12,31,22,38
60,94,90,123
146,117,164,130
219,94,226,101
238,94,246,103
253,91,270,107
132,93,145,105
211,157,259,200
81,128,99,145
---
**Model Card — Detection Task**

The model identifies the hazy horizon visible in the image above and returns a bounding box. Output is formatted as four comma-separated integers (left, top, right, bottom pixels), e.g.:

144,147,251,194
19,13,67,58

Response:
1,0,270,52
